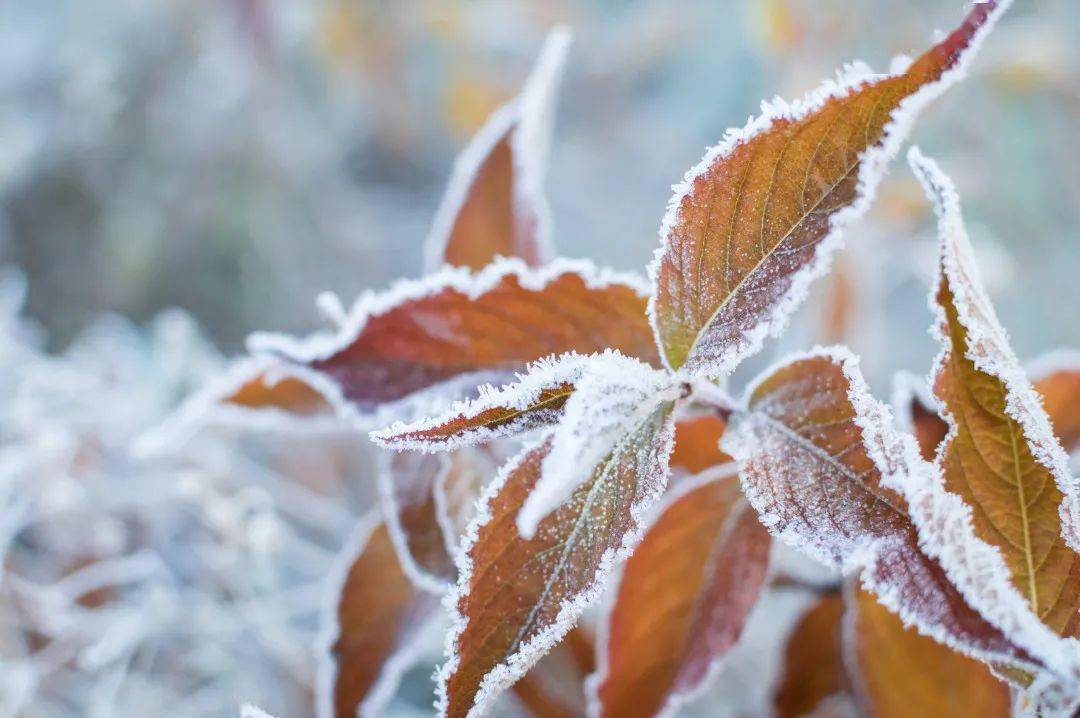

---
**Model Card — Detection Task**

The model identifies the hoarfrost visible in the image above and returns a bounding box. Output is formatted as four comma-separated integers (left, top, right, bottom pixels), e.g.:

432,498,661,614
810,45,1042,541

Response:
371,351,594,453
517,352,678,538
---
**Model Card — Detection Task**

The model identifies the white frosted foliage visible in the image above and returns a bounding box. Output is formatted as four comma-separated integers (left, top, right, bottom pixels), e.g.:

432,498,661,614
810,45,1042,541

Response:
370,351,594,452
516,352,677,538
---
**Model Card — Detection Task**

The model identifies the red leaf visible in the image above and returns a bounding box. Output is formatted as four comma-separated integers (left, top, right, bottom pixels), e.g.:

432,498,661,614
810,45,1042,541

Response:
250,259,659,414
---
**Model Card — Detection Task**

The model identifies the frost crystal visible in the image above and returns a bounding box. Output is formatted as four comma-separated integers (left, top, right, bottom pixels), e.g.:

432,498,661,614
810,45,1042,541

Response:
517,352,677,538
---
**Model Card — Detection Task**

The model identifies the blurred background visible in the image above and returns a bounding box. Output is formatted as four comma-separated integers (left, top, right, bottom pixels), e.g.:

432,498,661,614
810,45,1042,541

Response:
3,0,1079,364
0,1,1078,716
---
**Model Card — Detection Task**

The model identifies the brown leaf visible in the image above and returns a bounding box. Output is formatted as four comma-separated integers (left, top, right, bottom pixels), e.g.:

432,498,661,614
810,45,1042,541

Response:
724,348,1032,672
379,452,457,591
847,586,1011,717
1033,359,1080,453
591,473,770,718
252,260,659,413
915,151,1080,637
649,1,1007,376
438,402,676,717
371,353,589,452
426,30,569,271
774,593,848,718
319,518,440,718
670,413,733,475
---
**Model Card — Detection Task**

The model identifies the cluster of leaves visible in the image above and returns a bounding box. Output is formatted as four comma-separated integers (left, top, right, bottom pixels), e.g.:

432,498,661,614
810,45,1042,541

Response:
163,1,1080,716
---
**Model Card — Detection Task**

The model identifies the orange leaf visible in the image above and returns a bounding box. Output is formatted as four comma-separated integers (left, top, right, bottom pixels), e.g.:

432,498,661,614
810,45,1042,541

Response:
1032,356,1080,453
379,452,458,592
510,627,595,718
774,593,850,718
425,29,570,271
250,259,659,414
438,403,675,717
847,586,1011,717
911,149,1080,639
225,369,333,416
318,518,440,718
724,348,1031,672
649,1,1008,376
591,472,770,717
670,413,733,475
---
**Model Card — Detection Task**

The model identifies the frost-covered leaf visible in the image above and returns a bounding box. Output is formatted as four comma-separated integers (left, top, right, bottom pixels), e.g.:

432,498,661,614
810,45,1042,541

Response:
372,353,591,453
723,347,1032,671
438,403,676,718
773,593,850,718
317,517,440,718
911,149,1080,638
847,585,1011,717
518,354,676,537
670,413,732,475
379,452,458,592
425,28,570,272
648,0,1010,376
891,151,1080,693
249,258,658,418
1030,352,1080,453
589,470,770,718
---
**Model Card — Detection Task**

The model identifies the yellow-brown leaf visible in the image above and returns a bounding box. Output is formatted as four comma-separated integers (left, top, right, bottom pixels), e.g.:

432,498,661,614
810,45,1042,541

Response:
848,587,1011,718
650,2,1006,376
592,474,770,717
931,207,1080,636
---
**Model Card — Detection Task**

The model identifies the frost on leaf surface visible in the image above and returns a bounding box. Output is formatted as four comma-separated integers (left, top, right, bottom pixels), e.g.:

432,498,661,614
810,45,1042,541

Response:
424,28,570,272
648,0,1010,376
847,584,1011,718
589,471,770,718
773,593,851,718
372,352,592,453
317,517,440,718
900,150,1080,670
722,347,1030,670
438,402,676,718
518,353,676,537
248,258,658,418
